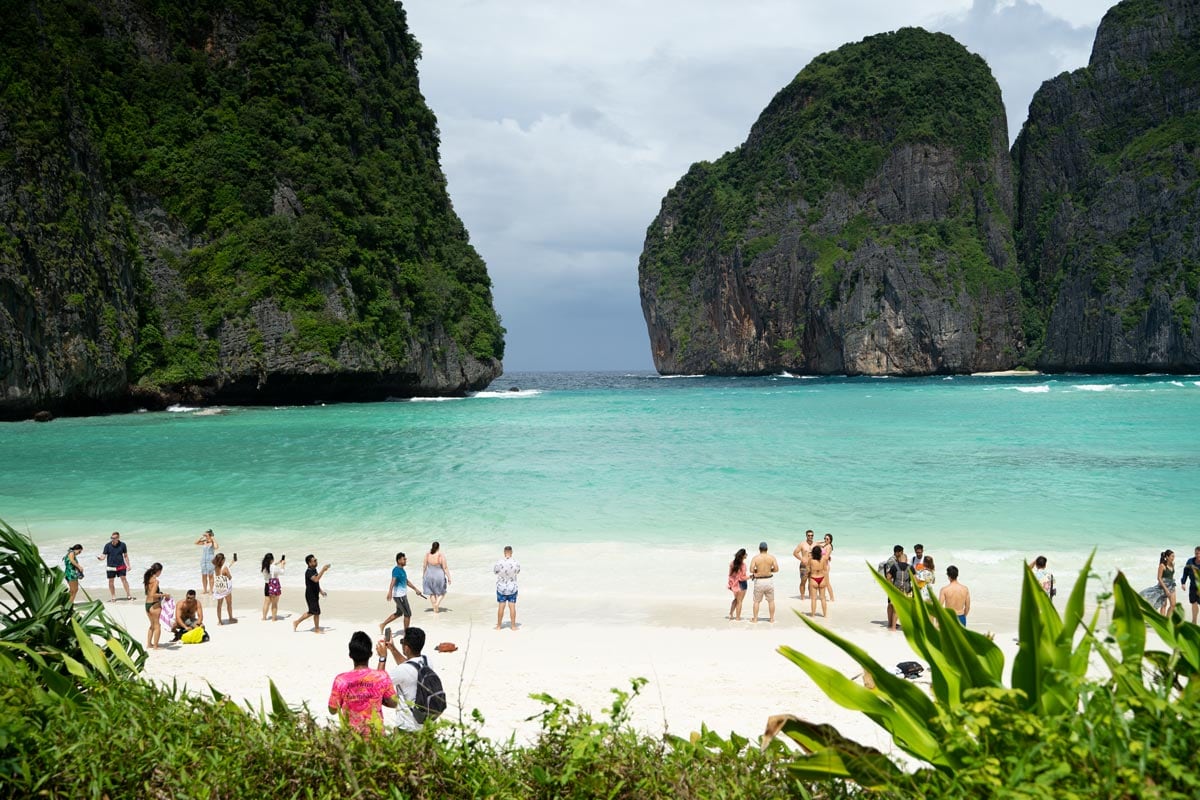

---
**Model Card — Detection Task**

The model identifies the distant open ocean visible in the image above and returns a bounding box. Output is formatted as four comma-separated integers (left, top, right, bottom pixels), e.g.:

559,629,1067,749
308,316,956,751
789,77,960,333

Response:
4,371,1198,608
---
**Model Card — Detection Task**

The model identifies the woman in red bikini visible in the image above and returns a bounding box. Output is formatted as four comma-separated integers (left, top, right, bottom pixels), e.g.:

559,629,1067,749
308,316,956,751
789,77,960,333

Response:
808,545,831,618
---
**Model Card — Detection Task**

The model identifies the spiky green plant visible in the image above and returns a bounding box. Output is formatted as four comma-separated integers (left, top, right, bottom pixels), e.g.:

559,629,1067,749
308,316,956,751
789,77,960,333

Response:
0,518,145,695
766,554,1200,793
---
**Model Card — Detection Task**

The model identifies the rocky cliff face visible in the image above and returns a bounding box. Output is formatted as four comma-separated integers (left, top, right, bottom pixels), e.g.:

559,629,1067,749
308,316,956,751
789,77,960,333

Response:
0,0,503,419
639,29,1025,376
1014,0,1200,371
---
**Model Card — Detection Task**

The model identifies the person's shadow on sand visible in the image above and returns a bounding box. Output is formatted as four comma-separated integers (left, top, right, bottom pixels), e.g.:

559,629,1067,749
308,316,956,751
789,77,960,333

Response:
423,607,451,614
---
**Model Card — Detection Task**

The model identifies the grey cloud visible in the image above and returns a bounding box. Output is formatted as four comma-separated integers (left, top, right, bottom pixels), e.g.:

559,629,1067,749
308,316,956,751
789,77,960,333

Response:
405,1,1107,371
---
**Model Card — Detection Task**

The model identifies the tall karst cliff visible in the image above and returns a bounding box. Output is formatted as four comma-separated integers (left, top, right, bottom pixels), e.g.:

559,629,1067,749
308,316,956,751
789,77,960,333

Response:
0,0,503,419
1014,0,1200,371
639,28,1024,376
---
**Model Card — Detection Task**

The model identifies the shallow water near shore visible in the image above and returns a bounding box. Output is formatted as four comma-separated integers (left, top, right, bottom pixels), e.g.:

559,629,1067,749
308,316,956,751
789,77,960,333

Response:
4,371,1198,606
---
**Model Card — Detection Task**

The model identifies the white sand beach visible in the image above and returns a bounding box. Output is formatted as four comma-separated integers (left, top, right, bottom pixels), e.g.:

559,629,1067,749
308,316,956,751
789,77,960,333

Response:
93,562,1034,753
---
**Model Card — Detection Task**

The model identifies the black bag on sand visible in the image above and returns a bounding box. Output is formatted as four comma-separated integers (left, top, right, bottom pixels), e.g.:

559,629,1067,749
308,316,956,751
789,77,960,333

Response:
897,661,924,679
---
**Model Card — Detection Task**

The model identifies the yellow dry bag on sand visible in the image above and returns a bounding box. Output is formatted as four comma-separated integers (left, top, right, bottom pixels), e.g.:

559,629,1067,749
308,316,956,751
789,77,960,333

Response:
180,626,207,644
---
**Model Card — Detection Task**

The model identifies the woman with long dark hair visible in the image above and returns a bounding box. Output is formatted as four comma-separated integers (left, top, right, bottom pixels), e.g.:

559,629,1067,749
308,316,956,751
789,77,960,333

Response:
1141,550,1177,616
143,562,168,650
808,545,831,618
213,553,235,625
727,548,748,620
62,544,84,604
261,552,285,621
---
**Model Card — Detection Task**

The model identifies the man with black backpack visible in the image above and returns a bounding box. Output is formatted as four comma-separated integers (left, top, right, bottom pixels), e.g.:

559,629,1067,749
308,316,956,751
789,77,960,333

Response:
879,544,905,631
375,626,446,731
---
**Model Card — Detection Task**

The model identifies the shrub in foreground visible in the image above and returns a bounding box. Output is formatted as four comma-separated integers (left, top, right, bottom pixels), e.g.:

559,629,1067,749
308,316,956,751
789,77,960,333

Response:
0,658,833,800
770,556,1200,798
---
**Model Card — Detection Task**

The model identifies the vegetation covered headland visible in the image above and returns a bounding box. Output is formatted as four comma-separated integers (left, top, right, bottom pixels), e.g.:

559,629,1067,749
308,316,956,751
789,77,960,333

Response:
0,0,504,420
639,0,1200,376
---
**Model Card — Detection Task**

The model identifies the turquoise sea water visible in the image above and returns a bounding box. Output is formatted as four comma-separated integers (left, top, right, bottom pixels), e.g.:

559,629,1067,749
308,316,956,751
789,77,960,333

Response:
3,372,1198,604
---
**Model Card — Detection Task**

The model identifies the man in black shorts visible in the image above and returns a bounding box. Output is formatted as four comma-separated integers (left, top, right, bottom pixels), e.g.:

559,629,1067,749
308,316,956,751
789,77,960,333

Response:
380,552,424,634
1182,546,1200,624
98,531,133,602
293,554,330,633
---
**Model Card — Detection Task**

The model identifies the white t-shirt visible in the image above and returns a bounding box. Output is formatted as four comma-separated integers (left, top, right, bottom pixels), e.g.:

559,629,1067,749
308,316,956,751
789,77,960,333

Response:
386,654,431,732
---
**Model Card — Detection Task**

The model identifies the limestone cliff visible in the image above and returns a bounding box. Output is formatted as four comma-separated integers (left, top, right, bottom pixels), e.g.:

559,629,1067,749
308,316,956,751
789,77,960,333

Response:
639,28,1024,376
0,0,503,419
1014,0,1200,371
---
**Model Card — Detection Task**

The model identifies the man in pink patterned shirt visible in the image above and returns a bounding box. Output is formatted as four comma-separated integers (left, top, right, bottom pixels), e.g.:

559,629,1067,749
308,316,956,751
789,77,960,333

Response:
328,631,398,734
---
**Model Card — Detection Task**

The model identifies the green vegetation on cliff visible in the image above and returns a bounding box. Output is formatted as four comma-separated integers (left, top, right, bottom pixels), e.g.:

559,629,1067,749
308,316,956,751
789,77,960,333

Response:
1,0,502,392
642,28,1009,300
1013,0,1200,368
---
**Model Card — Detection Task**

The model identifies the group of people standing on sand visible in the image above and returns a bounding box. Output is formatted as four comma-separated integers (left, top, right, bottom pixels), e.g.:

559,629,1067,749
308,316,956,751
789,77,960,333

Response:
64,531,523,653
794,529,837,618
726,534,838,623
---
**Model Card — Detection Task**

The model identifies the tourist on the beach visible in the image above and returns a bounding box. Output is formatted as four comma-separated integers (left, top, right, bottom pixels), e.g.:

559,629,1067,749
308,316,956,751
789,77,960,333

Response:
62,544,84,604
328,631,398,735
212,553,236,625
381,552,424,634
728,548,749,620
808,544,831,618
143,562,169,649
261,552,285,621
1139,550,1177,616
1181,547,1200,623
422,541,451,614
792,530,816,599
881,545,904,630
914,555,936,593
822,533,836,601
196,529,218,595
172,589,205,641
376,626,428,732
1031,556,1054,599
938,565,971,625
98,531,132,602
890,551,914,599
750,541,779,623
494,545,520,631
294,555,330,633
913,544,926,569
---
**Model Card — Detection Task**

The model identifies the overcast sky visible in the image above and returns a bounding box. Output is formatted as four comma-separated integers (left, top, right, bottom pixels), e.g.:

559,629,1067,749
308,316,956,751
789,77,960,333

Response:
404,0,1115,372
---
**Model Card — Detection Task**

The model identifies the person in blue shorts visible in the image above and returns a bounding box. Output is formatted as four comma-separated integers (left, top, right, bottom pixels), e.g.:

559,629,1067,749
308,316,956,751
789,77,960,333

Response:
938,565,971,626
381,552,425,634
494,546,521,631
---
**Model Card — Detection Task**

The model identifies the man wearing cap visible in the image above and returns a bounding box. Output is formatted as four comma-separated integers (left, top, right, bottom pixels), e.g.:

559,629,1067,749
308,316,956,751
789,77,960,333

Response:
376,626,430,732
793,530,817,599
750,541,779,623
